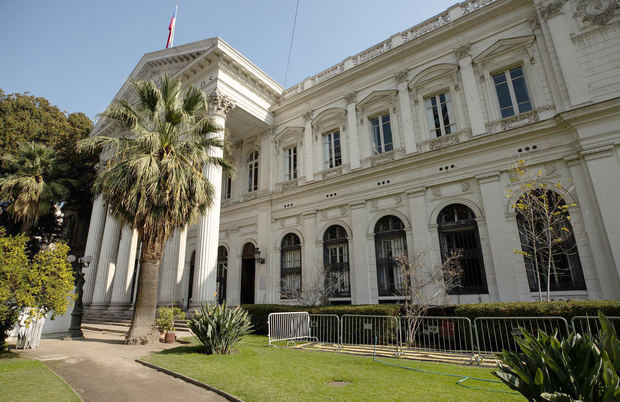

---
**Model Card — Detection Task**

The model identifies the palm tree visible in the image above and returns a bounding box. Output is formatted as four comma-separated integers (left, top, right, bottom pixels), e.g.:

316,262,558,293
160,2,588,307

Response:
0,141,72,233
78,74,232,344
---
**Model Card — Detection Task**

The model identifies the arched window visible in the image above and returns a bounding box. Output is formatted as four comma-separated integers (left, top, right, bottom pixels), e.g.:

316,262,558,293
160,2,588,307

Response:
281,233,301,299
438,204,487,294
374,215,407,296
516,190,586,292
216,246,228,304
323,225,350,298
247,151,259,192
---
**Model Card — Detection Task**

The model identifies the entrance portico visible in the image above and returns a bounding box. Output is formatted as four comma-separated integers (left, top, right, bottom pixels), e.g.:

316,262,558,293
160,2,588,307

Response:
82,38,281,315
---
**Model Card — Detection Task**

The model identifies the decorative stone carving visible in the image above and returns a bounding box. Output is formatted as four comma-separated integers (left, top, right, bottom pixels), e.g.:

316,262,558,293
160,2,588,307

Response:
500,110,540,131
370,200,379,210
429,132,461,150
544,163,557,176
340,206,347,216
207,90,236,117
575,0,619,25
370,152,395,166
322,167,342,180
454,43,471,60
395,70,409,83
432,187,442,197
281,179,299,192
539,0,567,20
344,92,356,104
461,181,471,192
394,195,402,205
303,111,313,123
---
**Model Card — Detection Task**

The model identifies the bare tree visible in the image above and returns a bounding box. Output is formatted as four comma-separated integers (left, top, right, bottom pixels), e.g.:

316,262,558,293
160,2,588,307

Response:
394,249,462,347
285,269,338,306
507,160,578,302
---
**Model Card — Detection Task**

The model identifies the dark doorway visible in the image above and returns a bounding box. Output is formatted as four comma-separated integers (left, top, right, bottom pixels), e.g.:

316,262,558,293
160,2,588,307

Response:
187,251,196,309
240,243,256,305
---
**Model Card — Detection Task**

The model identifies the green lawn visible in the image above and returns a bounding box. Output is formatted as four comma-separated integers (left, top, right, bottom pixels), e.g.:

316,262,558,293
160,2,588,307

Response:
144,335,523,401
0,352,80,402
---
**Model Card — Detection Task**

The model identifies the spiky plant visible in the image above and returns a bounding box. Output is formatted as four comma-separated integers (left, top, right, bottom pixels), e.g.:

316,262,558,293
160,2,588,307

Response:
189,303,252,354
78,74,233,344
0,141,73,233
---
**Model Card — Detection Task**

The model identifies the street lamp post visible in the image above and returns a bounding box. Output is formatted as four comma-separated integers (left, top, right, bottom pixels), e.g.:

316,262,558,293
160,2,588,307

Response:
65,255,92,339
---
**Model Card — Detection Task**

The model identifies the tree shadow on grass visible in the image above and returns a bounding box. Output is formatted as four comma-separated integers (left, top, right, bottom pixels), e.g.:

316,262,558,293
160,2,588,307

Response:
158,345,205,355
0,350,21,359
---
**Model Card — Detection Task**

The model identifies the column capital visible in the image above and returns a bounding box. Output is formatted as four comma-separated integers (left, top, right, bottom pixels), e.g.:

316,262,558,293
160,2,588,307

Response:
206,90,236,117
538,0,566,20
302,111,313,123
344,92,357,105
454,43,472,61
395,70,409,84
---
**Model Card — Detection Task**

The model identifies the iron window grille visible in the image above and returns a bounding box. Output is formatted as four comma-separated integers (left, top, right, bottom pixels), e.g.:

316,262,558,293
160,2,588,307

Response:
323,225,351,298
281,233,302,299
374,215,407,296
438,204,488,294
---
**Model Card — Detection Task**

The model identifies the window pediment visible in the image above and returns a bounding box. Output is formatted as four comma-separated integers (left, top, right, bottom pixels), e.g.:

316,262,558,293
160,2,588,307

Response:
356,90,397,111
473,36,535,64
312,107,346,131
274,126,303,148
408,63,459,89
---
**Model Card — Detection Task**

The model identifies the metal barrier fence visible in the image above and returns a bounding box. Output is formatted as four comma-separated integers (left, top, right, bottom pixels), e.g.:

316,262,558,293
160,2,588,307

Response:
309,314,340,344
340,315,400,352
399,316,474,355
474,316,570,354
571,316,620,337
267,312,312,346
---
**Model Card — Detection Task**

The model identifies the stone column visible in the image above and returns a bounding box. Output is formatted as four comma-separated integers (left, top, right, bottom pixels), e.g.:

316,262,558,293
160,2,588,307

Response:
158,227,187,306
191,92,235,308
477,174,521,301
345,93,361,169
108,225,139,310
396,73,417,154
82,195,107,305
539,4,590,106
455,44,486,136
349,202,371,304
303,112,314,181
91,213,122,307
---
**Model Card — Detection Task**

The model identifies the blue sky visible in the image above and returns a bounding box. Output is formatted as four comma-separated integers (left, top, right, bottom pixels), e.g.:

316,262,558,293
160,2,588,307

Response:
0,1,457,120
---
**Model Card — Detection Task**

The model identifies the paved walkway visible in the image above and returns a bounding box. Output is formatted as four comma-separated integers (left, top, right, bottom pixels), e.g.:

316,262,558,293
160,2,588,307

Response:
19,330,225,402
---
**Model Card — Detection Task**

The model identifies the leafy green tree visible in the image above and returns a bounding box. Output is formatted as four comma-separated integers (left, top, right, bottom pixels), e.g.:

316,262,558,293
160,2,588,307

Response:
0,89,98,229
78,74,232,344
0,142,74,233
0,230,74,350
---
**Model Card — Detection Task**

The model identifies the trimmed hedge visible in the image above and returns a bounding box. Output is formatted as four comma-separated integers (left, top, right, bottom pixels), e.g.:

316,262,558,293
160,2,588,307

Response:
242,300,620,335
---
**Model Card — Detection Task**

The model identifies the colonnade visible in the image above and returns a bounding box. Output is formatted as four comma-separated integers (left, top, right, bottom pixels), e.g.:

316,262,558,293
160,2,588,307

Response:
82,91,235,312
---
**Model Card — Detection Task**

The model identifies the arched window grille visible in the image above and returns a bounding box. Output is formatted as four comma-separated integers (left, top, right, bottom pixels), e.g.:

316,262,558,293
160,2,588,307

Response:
323,225,350,298
437,204,488,294
516,190,586,292
280,233,302,299
216,246,228,304
374,215,407,296
247,151,259,192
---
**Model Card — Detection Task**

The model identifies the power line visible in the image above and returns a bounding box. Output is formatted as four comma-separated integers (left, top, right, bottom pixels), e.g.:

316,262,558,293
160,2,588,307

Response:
284,0,300,88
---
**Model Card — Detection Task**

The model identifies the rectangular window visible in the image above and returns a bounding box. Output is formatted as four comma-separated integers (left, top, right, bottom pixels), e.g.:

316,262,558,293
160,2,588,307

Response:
493,66,532,118
425,92,455,138
323,130,342,169
223,174,232,199
370,113,393,154
284,147,297,181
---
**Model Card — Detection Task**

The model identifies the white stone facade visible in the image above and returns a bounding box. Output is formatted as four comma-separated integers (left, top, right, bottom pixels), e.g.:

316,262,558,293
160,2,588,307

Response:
83,0,620,314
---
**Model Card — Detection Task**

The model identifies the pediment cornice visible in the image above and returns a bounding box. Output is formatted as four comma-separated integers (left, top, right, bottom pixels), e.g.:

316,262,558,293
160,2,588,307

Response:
472,35,535,64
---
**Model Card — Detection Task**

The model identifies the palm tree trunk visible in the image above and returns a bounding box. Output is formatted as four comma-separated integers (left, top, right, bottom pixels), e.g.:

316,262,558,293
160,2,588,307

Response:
126,234,164,344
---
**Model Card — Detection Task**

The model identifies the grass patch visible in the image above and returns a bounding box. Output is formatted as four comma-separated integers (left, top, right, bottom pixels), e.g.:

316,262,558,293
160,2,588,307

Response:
144,335,523,401
0,353,80,402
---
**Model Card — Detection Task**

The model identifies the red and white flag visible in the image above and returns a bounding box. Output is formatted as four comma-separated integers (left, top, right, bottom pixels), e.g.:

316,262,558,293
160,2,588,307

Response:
166,6,178,48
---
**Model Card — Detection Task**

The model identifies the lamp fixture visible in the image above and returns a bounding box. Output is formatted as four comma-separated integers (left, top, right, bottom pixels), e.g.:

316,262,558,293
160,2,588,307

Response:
254,248,265,264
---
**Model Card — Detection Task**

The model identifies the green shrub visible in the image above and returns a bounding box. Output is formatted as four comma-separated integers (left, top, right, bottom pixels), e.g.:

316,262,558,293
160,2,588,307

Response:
493,312,620,401
155,306,185,333
189,303,252,355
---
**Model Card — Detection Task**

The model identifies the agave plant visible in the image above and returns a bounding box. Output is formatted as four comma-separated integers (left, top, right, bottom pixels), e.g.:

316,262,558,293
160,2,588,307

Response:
493,312,620,401
189,303,252,355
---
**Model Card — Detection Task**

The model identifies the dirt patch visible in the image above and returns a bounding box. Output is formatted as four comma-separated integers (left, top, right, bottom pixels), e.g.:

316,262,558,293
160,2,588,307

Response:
327,380,351,387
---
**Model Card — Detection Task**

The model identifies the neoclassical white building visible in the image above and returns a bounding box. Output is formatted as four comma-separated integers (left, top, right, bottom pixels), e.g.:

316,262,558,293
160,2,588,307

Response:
83,0,620,316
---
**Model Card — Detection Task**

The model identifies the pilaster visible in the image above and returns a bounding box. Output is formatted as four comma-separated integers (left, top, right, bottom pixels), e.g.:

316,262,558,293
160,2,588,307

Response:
303,112,314,181
345,94,361,170
455,44,486,136
349,202,371,304
396,73,417,154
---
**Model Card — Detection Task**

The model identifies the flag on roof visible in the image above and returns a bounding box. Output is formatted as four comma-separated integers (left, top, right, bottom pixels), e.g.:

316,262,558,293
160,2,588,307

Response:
166,6,178,48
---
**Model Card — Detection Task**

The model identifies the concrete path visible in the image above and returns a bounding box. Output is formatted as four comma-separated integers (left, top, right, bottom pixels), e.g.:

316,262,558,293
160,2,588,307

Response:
19,329,225,402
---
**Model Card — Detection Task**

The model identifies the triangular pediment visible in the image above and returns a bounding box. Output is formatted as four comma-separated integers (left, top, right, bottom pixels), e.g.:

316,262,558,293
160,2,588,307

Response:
473,36,535,63
356,90,397,109
408,63,458,88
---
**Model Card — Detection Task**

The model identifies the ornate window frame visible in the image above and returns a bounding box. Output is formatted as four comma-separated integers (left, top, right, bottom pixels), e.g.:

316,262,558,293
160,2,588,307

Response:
408,63,469,152
356,90,401,166
472,36,549,133
274,127,303,191
312,108,348,178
